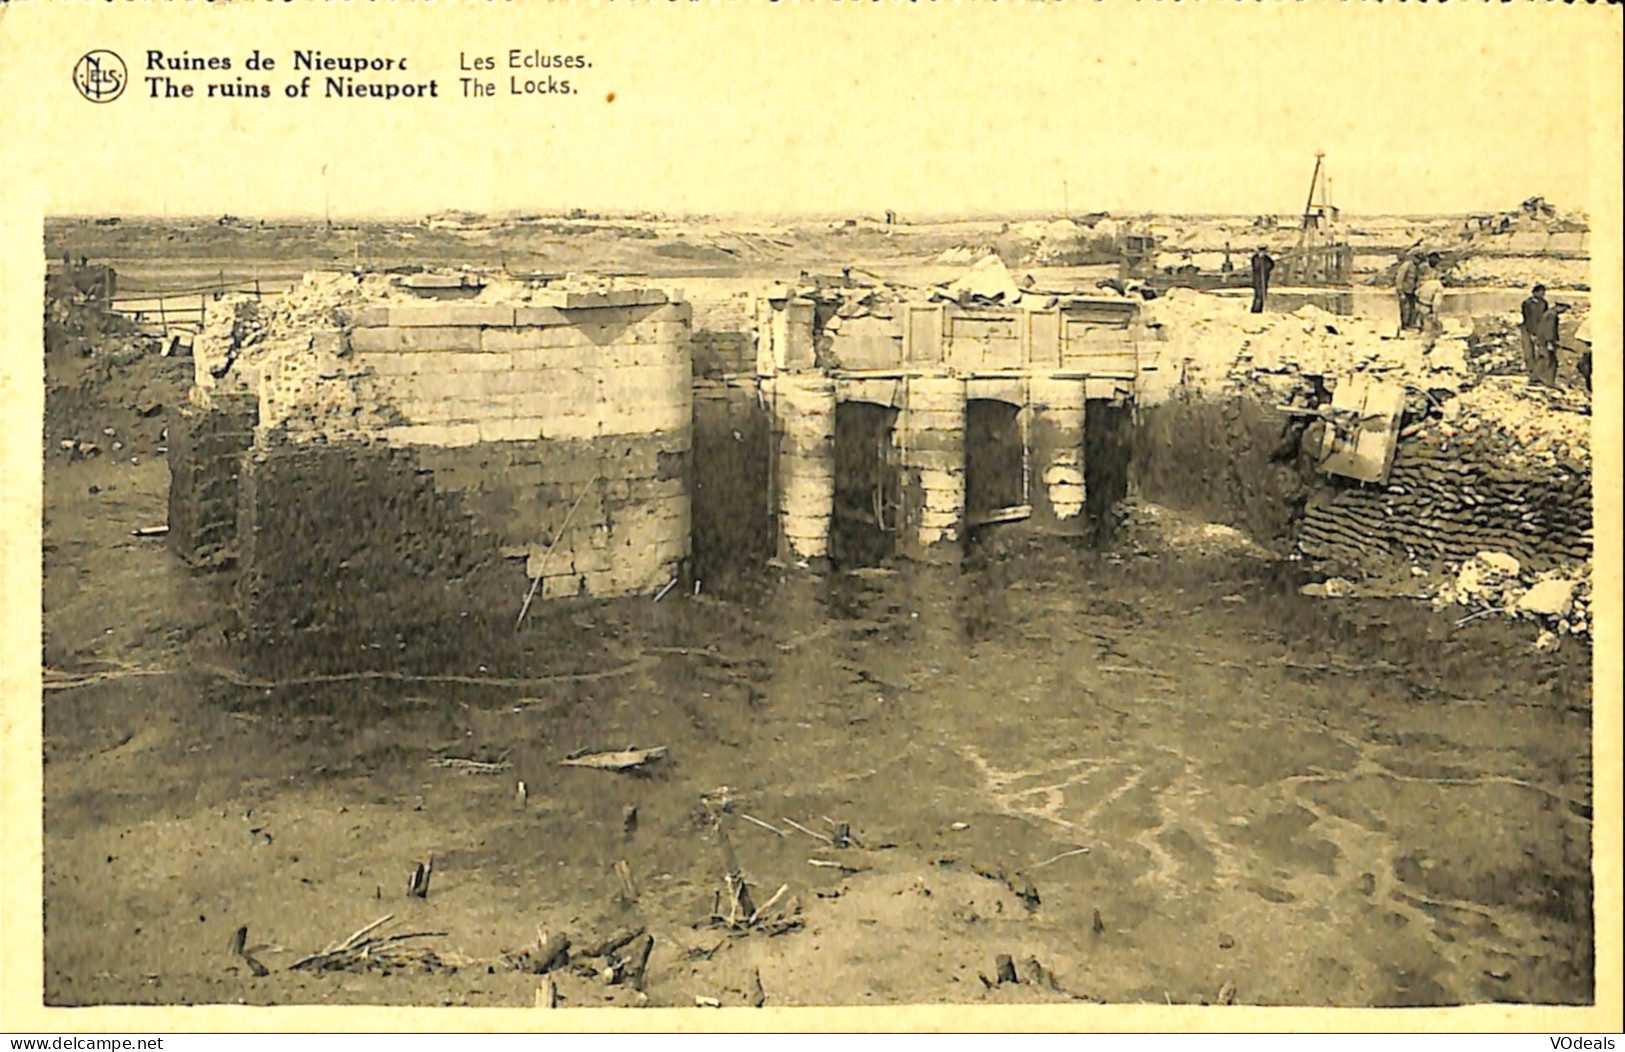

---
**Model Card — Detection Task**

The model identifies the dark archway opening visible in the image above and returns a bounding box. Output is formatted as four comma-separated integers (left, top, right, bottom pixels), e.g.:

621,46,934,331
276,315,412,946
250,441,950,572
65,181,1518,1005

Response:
831,400,901,569
1085,398,1134,545
965,398,1027,530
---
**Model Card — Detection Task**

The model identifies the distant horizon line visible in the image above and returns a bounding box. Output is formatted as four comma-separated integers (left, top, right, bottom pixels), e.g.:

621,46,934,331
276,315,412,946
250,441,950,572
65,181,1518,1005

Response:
45,207,1582,224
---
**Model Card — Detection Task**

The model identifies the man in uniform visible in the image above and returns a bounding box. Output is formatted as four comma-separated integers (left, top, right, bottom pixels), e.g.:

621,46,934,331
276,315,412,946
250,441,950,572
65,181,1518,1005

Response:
1416,270,1447,347
1531,294,1563,386
1249,247,1274,314
1521,284,1554,385
1394,251,1423,331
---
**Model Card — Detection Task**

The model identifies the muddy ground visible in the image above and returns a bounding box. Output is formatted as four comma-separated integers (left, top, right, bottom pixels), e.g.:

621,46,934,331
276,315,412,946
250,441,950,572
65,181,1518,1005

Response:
42,384,1594,1009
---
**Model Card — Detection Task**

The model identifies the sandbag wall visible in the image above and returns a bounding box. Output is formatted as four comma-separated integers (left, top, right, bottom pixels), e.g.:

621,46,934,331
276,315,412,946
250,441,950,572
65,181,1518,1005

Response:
1299,430,1592,573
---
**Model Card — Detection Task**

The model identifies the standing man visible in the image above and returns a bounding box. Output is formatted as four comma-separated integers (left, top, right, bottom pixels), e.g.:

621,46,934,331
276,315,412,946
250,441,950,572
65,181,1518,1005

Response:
1249,246,1274,314
1416,271,1447,347
1394,251,1422,331
1531,295,1563,386
1521,284,1551,384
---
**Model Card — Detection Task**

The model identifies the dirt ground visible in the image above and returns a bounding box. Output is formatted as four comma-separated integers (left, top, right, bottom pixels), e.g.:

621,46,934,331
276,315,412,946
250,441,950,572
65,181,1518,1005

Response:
42,416,1593,1010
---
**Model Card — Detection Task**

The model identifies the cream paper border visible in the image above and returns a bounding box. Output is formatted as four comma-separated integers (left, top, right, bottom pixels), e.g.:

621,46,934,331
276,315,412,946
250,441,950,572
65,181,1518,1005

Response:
1,0,1619,1034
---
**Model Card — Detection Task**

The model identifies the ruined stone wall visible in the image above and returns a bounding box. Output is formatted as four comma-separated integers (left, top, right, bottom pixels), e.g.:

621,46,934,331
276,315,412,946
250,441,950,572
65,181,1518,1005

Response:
248,294,694,606
167,394,258,568
900,377,965,556
235,440,515,672
770,375,836,562
691,294,757,378
753,294,1140,561
175,281,696,661
1028,378,1087,528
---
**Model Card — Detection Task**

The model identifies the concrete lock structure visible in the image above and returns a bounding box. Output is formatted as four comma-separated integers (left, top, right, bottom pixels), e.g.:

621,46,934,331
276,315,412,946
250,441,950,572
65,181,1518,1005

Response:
169,273,692,661
748,286,1143,566
168,266,1152,664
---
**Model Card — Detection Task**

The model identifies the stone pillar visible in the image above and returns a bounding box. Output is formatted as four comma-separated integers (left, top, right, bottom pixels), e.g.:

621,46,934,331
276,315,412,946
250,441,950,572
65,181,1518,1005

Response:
1030,376,1087,529
756,297,818,374
901,376,964,560
773,375,836,563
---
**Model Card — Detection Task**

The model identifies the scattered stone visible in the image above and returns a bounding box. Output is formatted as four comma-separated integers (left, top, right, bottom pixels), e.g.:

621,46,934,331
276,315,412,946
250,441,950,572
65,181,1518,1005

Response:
1516,578,1577,617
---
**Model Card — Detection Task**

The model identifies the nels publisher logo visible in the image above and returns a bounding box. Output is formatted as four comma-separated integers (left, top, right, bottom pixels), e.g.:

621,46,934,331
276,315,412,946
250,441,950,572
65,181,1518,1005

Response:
73,50,128,103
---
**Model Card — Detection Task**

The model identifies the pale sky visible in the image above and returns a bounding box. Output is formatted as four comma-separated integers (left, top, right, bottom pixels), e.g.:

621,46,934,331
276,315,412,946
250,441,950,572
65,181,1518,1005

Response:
2,2,1617,219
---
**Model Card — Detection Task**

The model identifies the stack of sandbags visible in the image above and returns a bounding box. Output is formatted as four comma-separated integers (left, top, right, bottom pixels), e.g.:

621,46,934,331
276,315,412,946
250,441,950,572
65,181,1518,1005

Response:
1299,431,1591,572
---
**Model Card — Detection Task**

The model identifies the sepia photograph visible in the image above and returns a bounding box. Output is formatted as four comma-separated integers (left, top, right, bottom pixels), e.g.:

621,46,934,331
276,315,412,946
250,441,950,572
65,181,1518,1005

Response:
3,0,1621,1033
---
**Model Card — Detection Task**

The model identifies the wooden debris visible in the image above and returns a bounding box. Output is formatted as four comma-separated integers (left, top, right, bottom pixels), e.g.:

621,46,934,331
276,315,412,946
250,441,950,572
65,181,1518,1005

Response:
537,932,571,974
782,817,834,844
579,926,645,959
504,927,570,975
1010,872,1041,911
808,858,866,875
614,932,654,992
739,813,785,837
515,781,528,810
971,863,1039,910
1031,846,1091,869
428,756,511,774
695,995,722,1008
749,884,789,926
289,915,452,974
614,859,638,902
1023,957,1061,991
749,966,766,1007
560,746,667,771
1218,979,1237,1005
228,924,269,977
535,976,558,1008
131,525,169,538
704,830,802,936
407,856,434,898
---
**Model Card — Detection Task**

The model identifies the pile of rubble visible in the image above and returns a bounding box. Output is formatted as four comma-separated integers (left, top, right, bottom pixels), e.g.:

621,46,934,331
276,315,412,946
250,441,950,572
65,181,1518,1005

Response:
1429,551,1592,644
1141,288,1593,640
1449,255,1590,291
1136,288,1465,403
